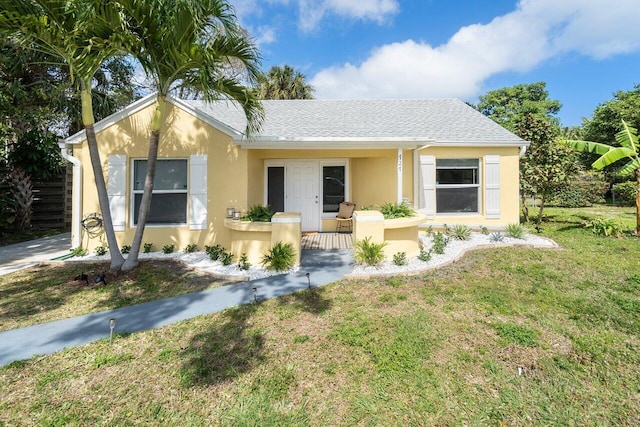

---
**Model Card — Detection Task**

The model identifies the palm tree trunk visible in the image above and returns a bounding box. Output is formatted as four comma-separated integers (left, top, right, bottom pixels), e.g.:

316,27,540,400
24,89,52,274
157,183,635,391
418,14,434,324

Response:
82,88,125,271
121,97,165,272
10,166,32,230
121,129,160,271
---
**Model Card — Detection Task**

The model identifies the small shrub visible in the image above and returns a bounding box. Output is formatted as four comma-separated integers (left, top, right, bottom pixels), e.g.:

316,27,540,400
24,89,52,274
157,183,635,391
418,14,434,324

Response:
449,224,471,241
183,243,198,253
418,245,432,262
379,201,414,219
480,226,490,235
506,223,525,239
205,244,224,260
490,232,505,243
70,247,87,257
261,241,296,271
353,236,387,266
431,232,449,255
143,243,154,253
587,217,625,237
424,225,433,235
238,253,251,271
162,244,175,254
243,204,276,222
95,245,108,256
221,251,234,266
392,251,408,266
612,181,637,206
120,245,131,254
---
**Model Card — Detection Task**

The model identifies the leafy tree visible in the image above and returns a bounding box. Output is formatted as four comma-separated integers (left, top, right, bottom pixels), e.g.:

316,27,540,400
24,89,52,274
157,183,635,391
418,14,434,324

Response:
565,120,640,234
518,114,581,225
118,0,263,271
476,82,562,132
0,0,129,270
582,85,640,144
257,65,314,100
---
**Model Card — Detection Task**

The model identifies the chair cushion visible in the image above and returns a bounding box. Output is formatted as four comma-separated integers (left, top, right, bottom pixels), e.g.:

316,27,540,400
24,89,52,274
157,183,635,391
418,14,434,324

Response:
337,202,355,219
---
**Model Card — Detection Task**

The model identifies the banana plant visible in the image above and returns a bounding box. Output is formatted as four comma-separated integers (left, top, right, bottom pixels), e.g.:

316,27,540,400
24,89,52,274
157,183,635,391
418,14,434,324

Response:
564,120,640,234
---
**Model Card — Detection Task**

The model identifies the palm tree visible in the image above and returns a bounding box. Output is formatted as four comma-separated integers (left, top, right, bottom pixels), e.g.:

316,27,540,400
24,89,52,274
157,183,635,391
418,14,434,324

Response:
0,0,127,270
565,120,640,234
118,0,263,271
257,65,314,100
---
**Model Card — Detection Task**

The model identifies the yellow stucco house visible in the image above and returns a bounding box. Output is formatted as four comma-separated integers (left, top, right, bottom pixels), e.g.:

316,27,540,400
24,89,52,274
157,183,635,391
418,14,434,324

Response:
60,94,527,259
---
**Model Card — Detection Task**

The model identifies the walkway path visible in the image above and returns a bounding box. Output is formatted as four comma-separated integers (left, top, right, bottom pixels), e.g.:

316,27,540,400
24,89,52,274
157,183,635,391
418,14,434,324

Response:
0,249,353,367
0,233,71,276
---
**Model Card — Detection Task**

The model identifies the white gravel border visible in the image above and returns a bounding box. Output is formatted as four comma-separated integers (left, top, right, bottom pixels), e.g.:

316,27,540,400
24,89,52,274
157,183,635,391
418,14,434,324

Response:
72,250,297,281
72,232,558,281
347,232,559,279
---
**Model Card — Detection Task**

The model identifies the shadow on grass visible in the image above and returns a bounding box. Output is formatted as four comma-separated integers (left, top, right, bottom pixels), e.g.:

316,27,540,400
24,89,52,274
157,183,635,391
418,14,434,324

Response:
276,286,332,315
179,302,264,386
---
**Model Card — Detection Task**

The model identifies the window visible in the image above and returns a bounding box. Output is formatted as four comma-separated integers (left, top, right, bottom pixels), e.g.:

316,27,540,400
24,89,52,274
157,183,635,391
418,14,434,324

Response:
322,165,345,213
133,159,187,225
436,159,479,213
267,166,285,212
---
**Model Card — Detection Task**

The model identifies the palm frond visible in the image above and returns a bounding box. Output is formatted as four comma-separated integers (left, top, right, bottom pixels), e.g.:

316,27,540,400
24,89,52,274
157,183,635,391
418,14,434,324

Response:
618,158,640,177
563,139,614,155
615,120,639,153
592,146,637,170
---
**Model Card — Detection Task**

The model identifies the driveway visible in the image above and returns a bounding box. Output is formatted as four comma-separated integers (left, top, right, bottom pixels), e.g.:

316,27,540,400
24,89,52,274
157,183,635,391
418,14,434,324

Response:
0,233,71,276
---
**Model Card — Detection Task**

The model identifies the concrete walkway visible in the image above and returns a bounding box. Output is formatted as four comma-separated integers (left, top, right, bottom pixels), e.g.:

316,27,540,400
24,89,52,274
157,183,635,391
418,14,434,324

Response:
0,249,353,367
0,233,71,276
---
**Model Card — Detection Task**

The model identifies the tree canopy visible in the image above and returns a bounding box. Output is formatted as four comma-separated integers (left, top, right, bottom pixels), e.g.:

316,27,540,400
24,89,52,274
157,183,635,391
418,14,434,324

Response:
581,84,640,145
257,65,314,100
476,82,562,133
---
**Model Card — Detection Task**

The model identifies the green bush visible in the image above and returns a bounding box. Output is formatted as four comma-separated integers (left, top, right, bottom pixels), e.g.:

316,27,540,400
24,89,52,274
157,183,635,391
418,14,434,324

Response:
0,190,16,233
95,245,108,256
120,245,131,254
480,226,490,235
353,236,387,266
162,244,175,254
392,252,408,266
548,173,609,207
379,201,414,219
243,205,276,222
205,244,224,260
506,223,526,239
143,243,154,253
449,224,471,241
418,245,432,262
261,241,296,271
587,217,625,237
612,181,637,206
238,253,251,271
431,232,449,254
220,251,234,266
183,243,198,253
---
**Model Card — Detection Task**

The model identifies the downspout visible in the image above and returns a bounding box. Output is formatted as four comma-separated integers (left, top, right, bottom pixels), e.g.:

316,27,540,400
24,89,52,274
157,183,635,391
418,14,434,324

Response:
519,145,528,157
58,141,82,249
397,148,403,204
413,144,432,209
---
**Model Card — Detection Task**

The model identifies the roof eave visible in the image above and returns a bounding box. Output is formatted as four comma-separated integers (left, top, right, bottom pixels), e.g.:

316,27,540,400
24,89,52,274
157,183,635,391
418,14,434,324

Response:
235,137,434,150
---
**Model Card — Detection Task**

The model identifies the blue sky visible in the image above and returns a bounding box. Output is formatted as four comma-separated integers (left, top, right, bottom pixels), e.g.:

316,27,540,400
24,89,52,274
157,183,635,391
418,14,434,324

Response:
230,0,640,127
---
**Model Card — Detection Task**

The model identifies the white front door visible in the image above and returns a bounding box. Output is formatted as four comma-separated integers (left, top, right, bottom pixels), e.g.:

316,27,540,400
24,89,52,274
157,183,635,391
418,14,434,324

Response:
286,161,319,231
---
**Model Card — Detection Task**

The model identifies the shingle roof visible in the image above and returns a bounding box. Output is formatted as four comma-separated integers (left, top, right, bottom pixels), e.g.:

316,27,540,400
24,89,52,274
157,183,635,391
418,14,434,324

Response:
187,98,526,146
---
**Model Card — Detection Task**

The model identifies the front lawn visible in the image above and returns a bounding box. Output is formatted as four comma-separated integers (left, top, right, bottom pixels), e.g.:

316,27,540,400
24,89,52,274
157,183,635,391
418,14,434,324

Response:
0,206,638,425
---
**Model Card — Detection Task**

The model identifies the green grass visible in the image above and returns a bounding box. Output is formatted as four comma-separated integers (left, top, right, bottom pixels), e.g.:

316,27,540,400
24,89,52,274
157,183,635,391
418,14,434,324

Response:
0,205,639,425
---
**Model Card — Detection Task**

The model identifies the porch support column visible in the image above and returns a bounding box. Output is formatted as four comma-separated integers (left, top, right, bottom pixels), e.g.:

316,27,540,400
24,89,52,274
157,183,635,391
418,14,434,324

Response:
397,148,403,204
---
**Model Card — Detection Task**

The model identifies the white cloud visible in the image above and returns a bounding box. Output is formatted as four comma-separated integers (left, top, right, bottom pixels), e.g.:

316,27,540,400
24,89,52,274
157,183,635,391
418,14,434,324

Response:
311,0,640,99
296,0,399,32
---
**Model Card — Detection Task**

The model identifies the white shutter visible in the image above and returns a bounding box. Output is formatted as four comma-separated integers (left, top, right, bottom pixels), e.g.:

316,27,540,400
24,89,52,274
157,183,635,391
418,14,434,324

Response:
189,154,207,230
420,155,436,219
107,155,127,231
485,155,501,219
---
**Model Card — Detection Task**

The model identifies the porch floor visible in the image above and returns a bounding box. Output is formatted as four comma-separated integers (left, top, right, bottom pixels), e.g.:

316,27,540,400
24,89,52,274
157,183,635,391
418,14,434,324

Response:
301,232,353,250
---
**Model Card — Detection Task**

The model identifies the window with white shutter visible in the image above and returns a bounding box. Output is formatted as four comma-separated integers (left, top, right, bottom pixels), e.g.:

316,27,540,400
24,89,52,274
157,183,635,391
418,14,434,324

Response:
108,155,126,231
